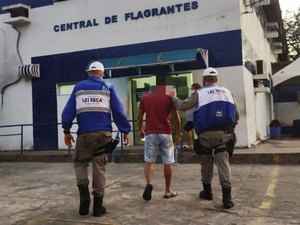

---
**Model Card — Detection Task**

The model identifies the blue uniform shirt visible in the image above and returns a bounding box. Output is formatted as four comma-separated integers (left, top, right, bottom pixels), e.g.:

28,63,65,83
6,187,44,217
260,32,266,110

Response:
62,76,131,135
193,85,236,134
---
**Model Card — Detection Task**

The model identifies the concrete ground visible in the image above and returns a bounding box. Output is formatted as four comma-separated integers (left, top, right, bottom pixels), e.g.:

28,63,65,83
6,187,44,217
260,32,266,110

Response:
0,137,300,224
0,162,299,225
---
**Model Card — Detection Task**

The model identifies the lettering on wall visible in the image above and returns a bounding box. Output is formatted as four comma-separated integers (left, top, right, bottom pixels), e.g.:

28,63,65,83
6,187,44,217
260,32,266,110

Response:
54,19,99,32
53,1,198,32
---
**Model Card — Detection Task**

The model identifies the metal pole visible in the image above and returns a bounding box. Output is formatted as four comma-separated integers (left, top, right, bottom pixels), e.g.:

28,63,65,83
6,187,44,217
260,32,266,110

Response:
20,125,24,155
111,149,116,162
111,132,120,163
175,143,179,163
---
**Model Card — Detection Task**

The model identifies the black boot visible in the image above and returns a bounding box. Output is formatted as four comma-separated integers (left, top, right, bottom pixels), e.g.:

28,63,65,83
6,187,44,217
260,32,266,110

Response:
222,186,234,209
77,184,90,215
199,183,213,200
93,196,107,217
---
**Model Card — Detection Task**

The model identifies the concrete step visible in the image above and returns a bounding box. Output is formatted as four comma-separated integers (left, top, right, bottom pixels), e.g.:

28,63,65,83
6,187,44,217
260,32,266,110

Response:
1,148,299,164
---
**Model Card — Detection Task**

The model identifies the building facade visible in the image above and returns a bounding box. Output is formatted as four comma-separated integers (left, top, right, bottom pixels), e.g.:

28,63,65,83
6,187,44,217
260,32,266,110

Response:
273,58,300,134
0,0,288,150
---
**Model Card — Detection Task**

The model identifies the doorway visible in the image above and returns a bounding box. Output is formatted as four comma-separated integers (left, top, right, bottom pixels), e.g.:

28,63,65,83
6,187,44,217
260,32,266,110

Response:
131,73,194,146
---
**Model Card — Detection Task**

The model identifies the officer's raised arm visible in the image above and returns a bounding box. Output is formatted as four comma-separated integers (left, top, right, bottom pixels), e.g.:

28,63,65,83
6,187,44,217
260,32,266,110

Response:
169,91,198,112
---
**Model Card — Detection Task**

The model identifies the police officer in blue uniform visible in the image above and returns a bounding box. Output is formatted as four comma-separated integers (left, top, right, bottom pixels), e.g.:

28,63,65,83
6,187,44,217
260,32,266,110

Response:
170,67,239,209
62,61,131,216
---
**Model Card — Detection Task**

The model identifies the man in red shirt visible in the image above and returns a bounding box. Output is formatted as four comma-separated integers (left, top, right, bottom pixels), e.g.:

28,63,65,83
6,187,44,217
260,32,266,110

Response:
137,86,181,201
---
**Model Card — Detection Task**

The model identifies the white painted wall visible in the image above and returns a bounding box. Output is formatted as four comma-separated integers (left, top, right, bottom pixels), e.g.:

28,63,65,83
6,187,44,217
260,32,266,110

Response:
240,1,278,143
0,79,33,150
6,0,241,57
240,2,276,65
220,66,250,147
242,67,257,147
255,93,272,139
0,0,278,150
0,24,33,150
0,24,32,125
272,43,300,127
273,57,300,86
277,102,300,126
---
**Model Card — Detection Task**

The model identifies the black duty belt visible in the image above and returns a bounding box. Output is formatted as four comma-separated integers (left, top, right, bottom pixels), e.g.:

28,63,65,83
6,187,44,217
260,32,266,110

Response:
202,125,228,133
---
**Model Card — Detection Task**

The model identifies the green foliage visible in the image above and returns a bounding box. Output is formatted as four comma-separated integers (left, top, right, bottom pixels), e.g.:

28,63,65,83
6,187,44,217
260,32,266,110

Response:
282,7,300,61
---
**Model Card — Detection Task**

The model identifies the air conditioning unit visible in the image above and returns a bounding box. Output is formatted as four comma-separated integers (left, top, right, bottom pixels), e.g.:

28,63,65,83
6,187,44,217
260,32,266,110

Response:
265,31,279,39
272,42,283,54
245,61,256,75
2,4,31,25
272,42,282,49
272,49,283,54
256,60,267,75
250,0,271,7
267,22,279,30
254,60,268,78
253,60,270,92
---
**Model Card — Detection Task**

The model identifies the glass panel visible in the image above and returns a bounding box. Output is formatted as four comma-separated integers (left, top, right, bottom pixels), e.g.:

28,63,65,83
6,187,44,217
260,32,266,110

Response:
131,76,156,145
58,84,75,95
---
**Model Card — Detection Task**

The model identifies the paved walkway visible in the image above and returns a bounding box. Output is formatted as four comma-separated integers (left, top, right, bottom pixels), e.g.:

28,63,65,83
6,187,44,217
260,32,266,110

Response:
1,138,300,224
0,163,299,225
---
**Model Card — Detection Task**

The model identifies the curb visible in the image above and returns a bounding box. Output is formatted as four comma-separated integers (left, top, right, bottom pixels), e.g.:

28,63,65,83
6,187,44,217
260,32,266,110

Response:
0,151,299,164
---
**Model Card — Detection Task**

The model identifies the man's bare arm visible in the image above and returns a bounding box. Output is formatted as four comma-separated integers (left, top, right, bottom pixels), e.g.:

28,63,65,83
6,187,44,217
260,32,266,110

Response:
137,107,145,137
171,109,182,144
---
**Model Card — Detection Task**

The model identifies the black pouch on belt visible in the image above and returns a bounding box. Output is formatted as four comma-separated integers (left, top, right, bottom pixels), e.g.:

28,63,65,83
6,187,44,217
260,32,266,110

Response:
193,138,212,155
93,136,120,156
226,134,237,158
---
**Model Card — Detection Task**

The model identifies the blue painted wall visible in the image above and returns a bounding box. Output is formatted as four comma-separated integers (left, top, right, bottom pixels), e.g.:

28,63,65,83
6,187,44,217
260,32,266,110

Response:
274,85,300,103
31,30,243,150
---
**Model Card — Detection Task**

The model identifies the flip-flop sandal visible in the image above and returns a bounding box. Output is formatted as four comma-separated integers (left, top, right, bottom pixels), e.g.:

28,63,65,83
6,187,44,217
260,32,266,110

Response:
163,191,178,198
143,184,153,201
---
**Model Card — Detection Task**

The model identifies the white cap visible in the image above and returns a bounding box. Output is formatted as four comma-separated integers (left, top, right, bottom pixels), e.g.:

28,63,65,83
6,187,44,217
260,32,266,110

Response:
203,67,218,77
86,61,104,72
